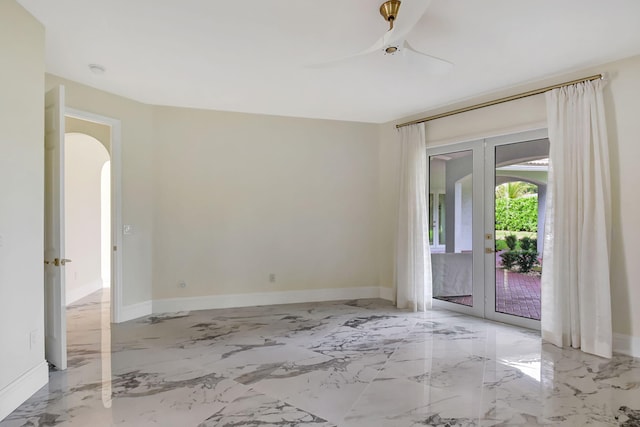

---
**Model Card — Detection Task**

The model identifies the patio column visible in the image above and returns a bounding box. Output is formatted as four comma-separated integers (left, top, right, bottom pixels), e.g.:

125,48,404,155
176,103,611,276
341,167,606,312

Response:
537,184,546,254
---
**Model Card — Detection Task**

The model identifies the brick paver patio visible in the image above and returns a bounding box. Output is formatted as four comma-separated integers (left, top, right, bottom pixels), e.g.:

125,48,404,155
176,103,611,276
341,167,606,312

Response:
495,269,541,320
434,253,541,321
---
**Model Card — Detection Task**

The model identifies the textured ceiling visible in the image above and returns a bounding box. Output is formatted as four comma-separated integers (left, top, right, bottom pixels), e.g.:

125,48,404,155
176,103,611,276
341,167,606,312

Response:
18,0,640,123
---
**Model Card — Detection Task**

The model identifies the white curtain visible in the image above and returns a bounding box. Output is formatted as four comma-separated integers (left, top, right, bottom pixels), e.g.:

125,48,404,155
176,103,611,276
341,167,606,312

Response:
395,123,432,311
541,79,612,358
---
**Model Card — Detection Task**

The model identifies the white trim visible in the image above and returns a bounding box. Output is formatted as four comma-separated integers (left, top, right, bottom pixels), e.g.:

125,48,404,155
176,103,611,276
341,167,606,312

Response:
116,288,394,321
120,300,153,322
65,280,103,305
379,286,394,302
427,121,548,148
0,361,48,421
64,108,123,324
613,333,640,358
153,287,390,314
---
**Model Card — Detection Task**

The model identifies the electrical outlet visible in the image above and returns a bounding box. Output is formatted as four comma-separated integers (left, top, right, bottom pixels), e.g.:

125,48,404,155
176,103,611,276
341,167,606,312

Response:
269,273,276,283
178,281,187,288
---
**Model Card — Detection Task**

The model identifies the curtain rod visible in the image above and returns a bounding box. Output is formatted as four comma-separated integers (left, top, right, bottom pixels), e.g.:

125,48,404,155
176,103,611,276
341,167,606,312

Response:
395,74,603,129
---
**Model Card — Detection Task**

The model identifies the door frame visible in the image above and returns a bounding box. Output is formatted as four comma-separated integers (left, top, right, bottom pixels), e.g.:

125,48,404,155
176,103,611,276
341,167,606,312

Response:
65,108,124,323
427,128,547,329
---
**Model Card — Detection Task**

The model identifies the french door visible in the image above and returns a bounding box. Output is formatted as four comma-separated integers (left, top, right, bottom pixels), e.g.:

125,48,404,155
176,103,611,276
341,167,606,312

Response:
427,129,548,329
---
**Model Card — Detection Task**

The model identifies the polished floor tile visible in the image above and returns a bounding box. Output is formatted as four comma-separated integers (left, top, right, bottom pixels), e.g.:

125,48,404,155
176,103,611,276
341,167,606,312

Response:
2,290,639,426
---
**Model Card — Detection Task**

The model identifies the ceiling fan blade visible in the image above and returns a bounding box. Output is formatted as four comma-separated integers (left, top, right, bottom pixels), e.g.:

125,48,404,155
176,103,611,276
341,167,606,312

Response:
402,40,453,74
307,29,396,68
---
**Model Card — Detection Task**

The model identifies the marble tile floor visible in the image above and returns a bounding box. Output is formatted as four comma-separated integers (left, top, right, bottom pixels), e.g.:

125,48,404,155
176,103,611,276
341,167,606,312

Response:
2,289,640,426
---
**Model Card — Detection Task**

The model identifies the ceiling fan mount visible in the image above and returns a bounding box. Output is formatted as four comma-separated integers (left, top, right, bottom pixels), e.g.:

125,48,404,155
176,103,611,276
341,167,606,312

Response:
379,0,402,31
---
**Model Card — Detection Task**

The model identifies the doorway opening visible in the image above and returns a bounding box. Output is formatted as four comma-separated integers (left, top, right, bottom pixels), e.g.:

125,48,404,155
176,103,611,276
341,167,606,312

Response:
64,131,111,305
63,107,123,329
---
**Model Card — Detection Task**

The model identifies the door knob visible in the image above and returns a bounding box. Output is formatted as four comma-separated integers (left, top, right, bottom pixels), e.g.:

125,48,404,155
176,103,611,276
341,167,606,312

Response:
48,258,72,266
485,248,495,254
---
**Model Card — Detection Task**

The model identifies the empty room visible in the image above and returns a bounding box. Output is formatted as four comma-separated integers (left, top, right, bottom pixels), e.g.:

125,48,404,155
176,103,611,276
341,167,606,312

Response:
1,0,640,425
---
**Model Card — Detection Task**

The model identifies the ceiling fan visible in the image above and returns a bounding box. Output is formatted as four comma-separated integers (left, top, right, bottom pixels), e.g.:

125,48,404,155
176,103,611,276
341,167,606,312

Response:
312,0,452,73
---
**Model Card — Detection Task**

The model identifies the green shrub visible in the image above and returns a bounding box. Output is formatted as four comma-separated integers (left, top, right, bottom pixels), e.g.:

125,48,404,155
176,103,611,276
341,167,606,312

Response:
505,234,518,251
517,251,538,273
519,236,533,251
500,238,540,273
500,251,518,269
495,196,538,232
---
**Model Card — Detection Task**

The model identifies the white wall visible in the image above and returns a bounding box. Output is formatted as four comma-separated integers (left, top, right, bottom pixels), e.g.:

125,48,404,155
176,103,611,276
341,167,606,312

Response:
45,76,385,312
378,54,640,350
0,0,47,420
65,116,111,153
64,133,110,304
101,162,111,286
151,106,380,299
429,159,446,193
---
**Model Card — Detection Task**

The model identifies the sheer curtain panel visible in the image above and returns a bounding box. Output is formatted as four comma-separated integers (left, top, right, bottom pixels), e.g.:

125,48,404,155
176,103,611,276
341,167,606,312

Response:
541,79,613,358
395,123,432,311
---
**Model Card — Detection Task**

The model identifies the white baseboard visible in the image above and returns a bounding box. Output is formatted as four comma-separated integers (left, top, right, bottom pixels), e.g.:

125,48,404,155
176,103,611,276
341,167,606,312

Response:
379,286,394,302
153,286,391,314
66,279,103,305
120,300,153,322
0,361,48,421
613,333,640,358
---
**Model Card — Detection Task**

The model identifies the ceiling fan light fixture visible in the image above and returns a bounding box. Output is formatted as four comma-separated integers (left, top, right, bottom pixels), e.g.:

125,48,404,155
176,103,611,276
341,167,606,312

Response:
379,0,401,30
384,46,399,54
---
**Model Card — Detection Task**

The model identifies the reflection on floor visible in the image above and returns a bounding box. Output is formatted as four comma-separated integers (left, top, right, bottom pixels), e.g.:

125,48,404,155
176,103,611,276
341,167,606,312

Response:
2,289,639,426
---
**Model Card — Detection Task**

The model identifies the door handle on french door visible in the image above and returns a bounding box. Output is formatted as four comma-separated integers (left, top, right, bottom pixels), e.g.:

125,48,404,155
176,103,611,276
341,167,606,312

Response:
47,258,73,266
485,248,495,254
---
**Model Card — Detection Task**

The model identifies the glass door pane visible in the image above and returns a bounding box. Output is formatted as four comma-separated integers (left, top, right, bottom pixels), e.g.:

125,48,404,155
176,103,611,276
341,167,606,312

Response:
485,135,548,328
429,150,474,307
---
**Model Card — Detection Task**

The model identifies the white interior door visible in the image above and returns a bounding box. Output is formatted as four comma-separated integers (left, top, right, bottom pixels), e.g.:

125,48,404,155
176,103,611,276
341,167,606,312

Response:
44,85,67,370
